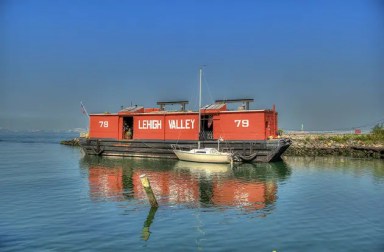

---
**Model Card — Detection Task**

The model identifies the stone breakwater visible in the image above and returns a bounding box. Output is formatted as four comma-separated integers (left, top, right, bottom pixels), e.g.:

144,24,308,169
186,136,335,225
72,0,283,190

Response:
60,138,80,146
283,133,384,159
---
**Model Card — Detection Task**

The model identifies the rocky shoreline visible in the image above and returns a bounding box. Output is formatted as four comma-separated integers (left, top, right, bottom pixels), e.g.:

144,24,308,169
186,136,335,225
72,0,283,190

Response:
60,138,80,146
283,133,384,159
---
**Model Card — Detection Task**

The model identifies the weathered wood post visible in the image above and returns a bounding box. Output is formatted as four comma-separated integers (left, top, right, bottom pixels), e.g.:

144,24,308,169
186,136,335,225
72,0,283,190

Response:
140,174,158,208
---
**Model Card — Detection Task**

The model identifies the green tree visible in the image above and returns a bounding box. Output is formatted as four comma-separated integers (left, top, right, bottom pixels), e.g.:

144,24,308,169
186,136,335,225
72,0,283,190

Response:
371,123,384,136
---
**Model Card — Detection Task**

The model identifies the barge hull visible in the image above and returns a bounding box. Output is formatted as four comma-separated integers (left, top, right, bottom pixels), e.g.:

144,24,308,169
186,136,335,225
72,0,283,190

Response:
79,138,291,163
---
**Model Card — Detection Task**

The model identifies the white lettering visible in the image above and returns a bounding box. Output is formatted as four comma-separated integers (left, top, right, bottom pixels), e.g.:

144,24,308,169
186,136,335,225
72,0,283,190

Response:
169,120,176,129
168,119,195,129
190,119,195,129
99,121,109,128
235,119,249,128
138,120,162,129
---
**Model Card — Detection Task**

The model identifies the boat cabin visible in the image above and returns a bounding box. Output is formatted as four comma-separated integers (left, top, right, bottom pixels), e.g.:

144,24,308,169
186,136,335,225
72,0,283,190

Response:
88,99,278,141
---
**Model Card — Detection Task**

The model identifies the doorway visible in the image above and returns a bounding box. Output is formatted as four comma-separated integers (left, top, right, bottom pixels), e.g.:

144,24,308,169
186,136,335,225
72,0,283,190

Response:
201,115,214,140
123,117,133,139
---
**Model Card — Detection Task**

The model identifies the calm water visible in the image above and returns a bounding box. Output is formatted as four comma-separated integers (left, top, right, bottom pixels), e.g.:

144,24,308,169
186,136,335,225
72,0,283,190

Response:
1,132,383,251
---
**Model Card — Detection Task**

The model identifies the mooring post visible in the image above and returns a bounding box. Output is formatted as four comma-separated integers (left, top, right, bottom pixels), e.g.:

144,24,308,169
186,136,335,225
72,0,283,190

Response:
140,174,158,208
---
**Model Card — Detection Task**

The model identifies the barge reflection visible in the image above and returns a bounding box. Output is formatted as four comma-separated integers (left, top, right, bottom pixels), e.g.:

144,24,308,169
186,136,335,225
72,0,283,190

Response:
80,157,291,211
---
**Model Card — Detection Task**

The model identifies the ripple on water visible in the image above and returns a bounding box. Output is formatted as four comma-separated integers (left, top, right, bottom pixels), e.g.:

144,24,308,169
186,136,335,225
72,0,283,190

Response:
1,138,384,251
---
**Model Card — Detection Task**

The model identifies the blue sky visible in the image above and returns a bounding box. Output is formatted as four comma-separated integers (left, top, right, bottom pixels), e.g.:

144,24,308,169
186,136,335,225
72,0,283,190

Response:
1,0,383,131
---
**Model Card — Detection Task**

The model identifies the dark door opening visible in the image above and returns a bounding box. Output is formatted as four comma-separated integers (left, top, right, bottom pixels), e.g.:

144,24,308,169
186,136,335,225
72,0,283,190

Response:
123,117,133,139
201,115,213,140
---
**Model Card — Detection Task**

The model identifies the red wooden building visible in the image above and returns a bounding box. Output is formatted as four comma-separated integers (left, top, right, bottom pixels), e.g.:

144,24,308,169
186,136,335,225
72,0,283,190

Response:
80,99,291,162
89,99,278,141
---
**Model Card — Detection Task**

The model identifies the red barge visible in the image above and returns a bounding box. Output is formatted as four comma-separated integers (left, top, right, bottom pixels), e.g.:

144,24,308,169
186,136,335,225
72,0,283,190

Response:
79,99,291,162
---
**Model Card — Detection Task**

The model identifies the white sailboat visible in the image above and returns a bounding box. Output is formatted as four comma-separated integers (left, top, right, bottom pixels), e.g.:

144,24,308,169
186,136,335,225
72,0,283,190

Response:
172,147,233,164
172,67,233,164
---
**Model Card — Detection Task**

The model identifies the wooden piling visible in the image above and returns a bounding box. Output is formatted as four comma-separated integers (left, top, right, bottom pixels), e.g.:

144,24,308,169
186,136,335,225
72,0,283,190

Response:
140,174,158,208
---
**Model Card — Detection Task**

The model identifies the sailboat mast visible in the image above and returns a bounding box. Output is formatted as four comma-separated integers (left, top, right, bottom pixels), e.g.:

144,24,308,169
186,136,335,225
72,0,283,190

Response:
198,67,202,149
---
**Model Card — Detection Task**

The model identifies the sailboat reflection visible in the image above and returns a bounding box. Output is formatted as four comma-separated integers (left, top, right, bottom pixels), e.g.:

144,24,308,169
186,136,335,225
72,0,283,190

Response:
81,156,291,212
174,161,290,210
173,160,231,174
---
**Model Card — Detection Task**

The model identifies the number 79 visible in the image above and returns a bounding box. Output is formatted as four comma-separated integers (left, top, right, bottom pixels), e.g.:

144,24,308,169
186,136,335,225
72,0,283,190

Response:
234,120,249,128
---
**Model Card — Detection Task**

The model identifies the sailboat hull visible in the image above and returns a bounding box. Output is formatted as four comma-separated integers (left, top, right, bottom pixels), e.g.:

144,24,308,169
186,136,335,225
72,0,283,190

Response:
173,149,232,164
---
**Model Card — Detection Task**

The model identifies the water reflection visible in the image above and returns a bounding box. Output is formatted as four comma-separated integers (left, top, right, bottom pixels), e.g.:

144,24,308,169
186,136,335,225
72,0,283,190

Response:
284,156,384,182
80,157,291,211
141,207,157,241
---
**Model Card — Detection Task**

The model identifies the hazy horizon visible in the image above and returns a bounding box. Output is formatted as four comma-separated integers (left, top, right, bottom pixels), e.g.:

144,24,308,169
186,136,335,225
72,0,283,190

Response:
1,0,383,131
